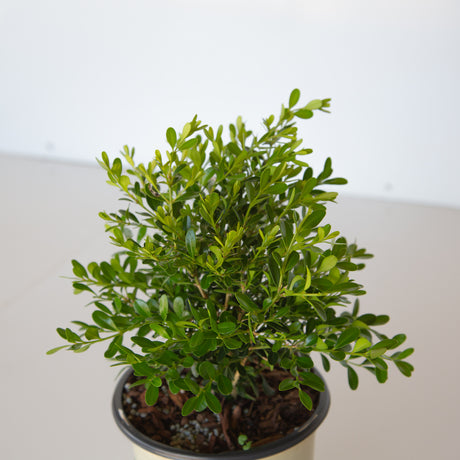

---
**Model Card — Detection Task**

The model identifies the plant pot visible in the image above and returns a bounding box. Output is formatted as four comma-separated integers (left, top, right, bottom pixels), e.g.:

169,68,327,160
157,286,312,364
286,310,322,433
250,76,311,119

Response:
112,368,330,460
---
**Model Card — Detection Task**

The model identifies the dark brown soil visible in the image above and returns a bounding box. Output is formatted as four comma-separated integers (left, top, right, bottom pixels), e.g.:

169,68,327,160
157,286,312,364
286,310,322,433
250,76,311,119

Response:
122,368,319,453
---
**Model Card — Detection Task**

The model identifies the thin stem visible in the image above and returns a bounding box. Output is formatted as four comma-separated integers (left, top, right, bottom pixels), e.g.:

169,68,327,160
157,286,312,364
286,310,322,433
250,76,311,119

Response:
194,276,208,299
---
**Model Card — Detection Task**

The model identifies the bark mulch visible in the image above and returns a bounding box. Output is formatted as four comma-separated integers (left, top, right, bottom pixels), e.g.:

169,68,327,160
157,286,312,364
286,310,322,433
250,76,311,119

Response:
122,368,319,454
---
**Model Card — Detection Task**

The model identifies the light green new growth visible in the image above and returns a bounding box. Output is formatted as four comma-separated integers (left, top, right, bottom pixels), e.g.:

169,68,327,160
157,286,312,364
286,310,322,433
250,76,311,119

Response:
49,89,414,415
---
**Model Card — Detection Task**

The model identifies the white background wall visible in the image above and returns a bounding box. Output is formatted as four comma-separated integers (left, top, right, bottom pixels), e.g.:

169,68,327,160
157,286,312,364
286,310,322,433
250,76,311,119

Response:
1,0,459,208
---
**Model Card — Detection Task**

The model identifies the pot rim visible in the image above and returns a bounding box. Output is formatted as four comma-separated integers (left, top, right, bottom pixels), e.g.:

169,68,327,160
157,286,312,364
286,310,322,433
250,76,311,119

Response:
112,367,330,460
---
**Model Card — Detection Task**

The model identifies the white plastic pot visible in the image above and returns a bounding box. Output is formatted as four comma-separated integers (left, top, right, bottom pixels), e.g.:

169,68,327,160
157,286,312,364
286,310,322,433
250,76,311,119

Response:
113,369,330,460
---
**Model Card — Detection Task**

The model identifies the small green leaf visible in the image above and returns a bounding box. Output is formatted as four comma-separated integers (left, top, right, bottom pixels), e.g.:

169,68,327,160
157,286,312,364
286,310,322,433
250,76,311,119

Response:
298,389,313,410
205,391,222,414
335,327,360,349
182,356,194,367
111,157,122,177
190,331,205,348
149,323,170,339
131,336,161,348
134,299,151,317
316,337,328,351
71,260,88,278
268,256,281,285
373,315,390,326
321,354,331,372
182,396,198,416
330,350,346,361
319,255,338,272
353,337,371,353
104,335,122,358
392,334,407,347
238,434,248,445
284,252,299,274
295,109,313,119
347,366,359,390
184,377,200,394
72,282,95,294
369,348,387,359
92,311,117,331
235,293,259,313
223,337,242,349
132,362,154,377
119,175,130,190
289,88,301,108
198,361,216,380
46,345,68,355
279,378,297,391
289,275,306,293
65,328,81,343
181,137,198,150
305,99,323,110
217,321,237,335
166,127,177,148
159,294,169,321
150,376,162,387
267,183,288,194
72,344,90,353
392,348,414,360
173,297,185,317
185,228,196,257
217,375,233,395
376,367,388,383
305,333,318,347
101,151,110,167
297,355,314,369
395,361,414,377
299,372,325,392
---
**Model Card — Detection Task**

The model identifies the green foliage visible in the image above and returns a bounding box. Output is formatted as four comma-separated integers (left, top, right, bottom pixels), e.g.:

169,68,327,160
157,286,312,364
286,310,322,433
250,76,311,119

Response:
50,89,413,414
238,434,252,451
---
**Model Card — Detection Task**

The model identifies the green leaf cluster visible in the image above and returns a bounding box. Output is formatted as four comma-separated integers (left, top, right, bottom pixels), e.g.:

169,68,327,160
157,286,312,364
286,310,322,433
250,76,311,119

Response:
50,89,413,414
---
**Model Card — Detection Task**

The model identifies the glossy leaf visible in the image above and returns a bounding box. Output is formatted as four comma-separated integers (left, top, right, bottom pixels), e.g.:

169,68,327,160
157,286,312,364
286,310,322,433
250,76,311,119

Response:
182,396,198,416
299,372,325,392
134,299,151,317
159,294,169,321
336,327,360,349
235,293,259,313
185,228,196,257
205,391,222,414
217,375,233,395
298,389,313,410
145,385,159,406
347,366,359,390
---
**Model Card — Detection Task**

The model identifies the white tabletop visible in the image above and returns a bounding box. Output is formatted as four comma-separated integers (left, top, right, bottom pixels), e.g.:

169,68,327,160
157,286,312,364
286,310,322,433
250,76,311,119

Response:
1,154,458,460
